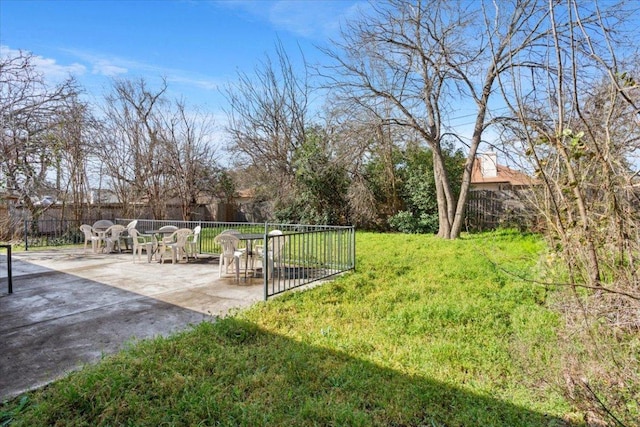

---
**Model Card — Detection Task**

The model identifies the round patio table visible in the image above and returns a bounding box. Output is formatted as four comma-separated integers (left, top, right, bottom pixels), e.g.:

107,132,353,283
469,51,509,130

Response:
235,233,265,279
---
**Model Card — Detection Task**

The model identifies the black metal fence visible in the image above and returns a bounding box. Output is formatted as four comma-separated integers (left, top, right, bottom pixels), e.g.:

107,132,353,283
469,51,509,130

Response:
116,219,356,299
21,219,87,249
261,226,355,299
1,244,12,294
20,218,356,300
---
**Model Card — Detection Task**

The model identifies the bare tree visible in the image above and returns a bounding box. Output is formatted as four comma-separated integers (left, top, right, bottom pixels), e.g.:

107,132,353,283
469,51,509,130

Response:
324,97,406,229
99,78,168,219
0,50,78,220
99,79,228,220
323,0,550,238
160,100,221,221
223,41,310,211
50,98,96,222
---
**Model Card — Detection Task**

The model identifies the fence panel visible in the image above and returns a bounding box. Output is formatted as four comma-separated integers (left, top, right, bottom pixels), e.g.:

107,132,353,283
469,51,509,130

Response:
465,190,534,232
263,226,355,299
22,219,86,249
117,219,356,299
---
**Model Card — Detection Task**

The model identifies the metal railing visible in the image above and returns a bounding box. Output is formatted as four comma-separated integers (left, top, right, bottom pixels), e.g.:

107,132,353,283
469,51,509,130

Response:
1,244,12,294
262,226,355,299
20,218,356,299
22,219,87,250
117,219,356,299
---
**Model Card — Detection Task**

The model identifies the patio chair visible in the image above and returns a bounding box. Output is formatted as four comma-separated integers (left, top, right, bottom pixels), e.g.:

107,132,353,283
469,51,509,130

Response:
214,233,242,282
254,230,282,256
262,231,286,279
91,220,115,251
219,229,244,253
128,228,154,263
220,229,240,235
186,225,201,260
104,224,126,253
120,220,138,251
159,228,193,264
92,219,114,231
79,224,100,253
158,225,178,233
253,230,282,272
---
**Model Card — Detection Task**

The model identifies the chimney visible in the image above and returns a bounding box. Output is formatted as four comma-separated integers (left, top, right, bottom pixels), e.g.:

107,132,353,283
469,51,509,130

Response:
479,152,498,178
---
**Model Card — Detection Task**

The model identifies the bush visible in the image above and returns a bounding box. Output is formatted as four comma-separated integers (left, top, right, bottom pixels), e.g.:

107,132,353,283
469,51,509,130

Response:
388,210,438,234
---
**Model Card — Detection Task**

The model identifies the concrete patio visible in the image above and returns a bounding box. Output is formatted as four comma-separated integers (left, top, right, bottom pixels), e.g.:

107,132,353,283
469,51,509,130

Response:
0,248,264,402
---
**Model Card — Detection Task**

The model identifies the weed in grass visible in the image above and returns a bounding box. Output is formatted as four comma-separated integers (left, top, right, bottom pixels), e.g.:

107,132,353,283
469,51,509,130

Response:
0,396,28,426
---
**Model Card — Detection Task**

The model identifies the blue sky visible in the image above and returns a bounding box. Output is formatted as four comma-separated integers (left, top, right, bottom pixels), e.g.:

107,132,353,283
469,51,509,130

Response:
0,0,364,115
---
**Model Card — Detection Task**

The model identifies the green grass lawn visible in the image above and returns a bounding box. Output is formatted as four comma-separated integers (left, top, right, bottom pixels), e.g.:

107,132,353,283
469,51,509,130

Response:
1,230,580,426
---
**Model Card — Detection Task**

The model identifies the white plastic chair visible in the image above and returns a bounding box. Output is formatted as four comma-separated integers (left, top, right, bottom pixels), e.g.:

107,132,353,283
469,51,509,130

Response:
255,230,282,255
155,225,177,249
79,224,100,253
159,228,193,264
104,224,126,253
91,220,114,251
92,219,114,230
158,225,178,233
128,228,154,263
219,229,240,237
121,220,138,251
214,233,242,282
262,231,286,279
186,225,201,260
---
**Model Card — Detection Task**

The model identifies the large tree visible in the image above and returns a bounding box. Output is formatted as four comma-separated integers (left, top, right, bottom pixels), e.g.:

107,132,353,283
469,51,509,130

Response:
99,78,169,219
323,0,550,238
0,50,79,219
223,41,310,213
159,100,223,221
99,78,225,220
49,98,96,222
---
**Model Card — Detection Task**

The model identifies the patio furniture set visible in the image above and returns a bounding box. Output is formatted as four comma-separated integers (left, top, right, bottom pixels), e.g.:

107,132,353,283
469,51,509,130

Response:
79,221,285,282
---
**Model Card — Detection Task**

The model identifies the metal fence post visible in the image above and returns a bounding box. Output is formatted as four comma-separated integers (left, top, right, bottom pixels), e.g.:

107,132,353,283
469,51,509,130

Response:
24,219,29,251
1,244,12,294
263,222,269,301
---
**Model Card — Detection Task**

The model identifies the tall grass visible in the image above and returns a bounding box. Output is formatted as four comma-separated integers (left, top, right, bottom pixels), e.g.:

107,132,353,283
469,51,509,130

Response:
1,230,581,426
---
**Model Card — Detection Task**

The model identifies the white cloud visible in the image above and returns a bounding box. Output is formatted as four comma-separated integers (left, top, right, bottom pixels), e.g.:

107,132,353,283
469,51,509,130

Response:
2,45,221,112
0,45,86,82
91,59,128,77
168,75,220,91
61,49,131,77
62,48,220,92
269,1,367,39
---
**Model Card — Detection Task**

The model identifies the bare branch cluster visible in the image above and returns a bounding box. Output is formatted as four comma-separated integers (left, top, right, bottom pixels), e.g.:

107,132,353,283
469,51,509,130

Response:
223,41,310,209
493,1,640,424
1,51,225,224
0,50,79,219
98,78,223,220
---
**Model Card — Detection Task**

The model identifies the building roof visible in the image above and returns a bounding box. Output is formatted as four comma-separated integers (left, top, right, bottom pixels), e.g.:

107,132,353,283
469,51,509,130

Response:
236,188,256,199
470,159,533,187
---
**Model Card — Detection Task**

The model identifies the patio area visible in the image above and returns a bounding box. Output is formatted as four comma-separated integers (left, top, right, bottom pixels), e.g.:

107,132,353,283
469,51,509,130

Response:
0,248,264,402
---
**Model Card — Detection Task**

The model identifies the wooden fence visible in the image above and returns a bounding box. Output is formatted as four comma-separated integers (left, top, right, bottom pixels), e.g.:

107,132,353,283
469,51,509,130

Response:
465,190,535,232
